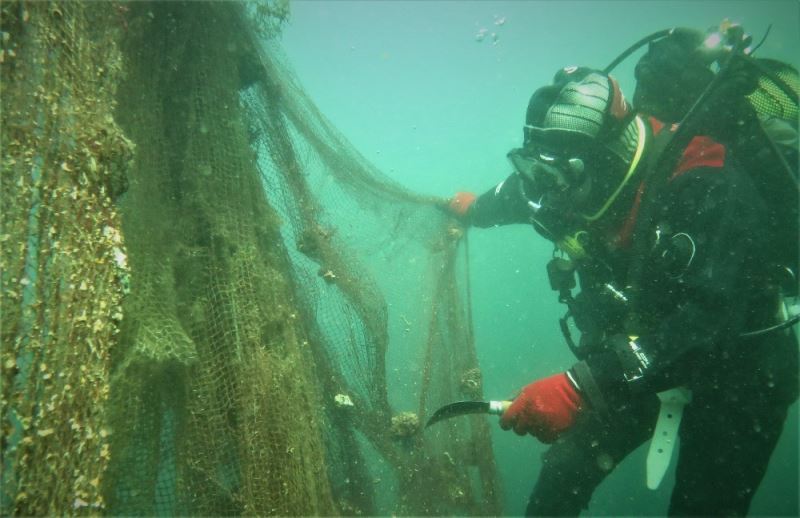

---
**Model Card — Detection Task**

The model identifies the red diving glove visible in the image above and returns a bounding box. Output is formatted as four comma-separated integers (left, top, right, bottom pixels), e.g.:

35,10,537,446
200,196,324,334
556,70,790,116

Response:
499,372,582,443
448,191,477,217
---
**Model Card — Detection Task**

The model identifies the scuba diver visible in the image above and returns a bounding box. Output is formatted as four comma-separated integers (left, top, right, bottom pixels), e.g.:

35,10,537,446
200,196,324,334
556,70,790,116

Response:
447,24,799,516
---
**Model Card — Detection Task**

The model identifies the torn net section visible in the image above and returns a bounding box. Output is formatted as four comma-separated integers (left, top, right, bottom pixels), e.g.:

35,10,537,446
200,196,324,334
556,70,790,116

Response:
1,1,502,515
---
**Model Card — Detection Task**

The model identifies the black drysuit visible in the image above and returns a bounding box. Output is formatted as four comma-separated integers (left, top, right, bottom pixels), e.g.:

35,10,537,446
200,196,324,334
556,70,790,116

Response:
467,131,798,516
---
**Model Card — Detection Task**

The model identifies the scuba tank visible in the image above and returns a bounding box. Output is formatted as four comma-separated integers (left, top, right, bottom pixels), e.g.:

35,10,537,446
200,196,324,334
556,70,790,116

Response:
604,22,799,334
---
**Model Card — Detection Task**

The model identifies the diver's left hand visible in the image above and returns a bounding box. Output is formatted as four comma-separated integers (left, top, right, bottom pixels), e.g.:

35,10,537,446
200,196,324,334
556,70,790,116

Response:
447,191,477,218
499,372,582,443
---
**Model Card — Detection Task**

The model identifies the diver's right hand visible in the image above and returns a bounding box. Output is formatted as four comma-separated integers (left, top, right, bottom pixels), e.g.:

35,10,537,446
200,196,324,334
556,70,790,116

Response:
448,191,477,218
499,372,583,443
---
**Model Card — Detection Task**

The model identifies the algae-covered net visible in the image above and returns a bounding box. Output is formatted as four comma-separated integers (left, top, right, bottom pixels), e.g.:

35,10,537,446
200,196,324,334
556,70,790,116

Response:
1,1,501,515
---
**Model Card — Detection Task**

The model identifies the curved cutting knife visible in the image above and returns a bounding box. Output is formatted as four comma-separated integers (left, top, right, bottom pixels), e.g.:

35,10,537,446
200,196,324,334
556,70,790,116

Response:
425,400,512,428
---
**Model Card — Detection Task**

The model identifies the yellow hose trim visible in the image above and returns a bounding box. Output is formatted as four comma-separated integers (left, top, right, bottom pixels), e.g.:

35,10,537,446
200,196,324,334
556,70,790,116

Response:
582,115,647,222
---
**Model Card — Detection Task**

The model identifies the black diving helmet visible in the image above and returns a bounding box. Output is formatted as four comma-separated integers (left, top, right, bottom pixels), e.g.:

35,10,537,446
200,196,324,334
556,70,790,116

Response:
511,67,645,245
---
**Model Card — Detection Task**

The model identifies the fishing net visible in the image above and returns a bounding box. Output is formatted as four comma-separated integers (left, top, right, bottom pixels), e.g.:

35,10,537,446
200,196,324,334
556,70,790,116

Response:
1,1,502,515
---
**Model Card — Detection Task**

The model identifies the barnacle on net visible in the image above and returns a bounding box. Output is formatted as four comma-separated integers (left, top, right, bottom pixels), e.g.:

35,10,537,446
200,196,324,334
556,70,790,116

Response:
298,224,334,260
447,225,464,240
333,393,354,408
318,268,337,284
460,367,482,398
389,412,420,439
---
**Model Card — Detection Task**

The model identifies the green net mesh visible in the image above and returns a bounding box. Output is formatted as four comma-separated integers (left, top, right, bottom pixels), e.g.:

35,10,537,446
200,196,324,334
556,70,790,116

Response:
1,1,501,515
748,58,799,122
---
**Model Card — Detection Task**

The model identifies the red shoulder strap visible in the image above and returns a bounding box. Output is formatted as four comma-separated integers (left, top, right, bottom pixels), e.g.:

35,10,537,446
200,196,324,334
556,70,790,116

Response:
613,118,727,248
615,181,645,249
672,136,726,178
647,116,726,176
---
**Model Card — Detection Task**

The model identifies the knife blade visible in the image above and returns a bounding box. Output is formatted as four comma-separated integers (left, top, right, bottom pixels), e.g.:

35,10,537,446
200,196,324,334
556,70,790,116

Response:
425,400,511,428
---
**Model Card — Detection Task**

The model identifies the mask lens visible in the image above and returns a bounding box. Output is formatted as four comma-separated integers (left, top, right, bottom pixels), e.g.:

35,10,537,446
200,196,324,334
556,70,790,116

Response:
507,148,585,192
